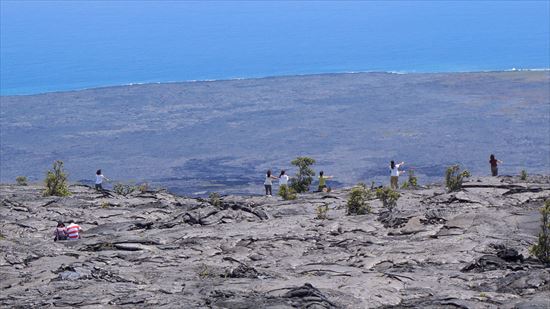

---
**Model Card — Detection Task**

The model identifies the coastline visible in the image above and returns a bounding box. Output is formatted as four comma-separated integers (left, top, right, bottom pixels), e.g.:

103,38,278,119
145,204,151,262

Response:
2,68,549,97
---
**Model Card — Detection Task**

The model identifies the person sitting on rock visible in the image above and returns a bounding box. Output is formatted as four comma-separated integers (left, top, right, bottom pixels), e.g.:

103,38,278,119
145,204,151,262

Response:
66,220,83,240
53,221,68,241
95,169,110,191
390,160,405,189
317,171,333,192
489,154,503,176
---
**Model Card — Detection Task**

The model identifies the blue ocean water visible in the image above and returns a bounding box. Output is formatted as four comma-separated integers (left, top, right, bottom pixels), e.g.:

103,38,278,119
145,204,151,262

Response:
1,1,549,95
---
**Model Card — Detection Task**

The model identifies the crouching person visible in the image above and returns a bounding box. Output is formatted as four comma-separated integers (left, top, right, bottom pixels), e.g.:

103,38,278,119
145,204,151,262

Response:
53,221,68,241
66,220,83,240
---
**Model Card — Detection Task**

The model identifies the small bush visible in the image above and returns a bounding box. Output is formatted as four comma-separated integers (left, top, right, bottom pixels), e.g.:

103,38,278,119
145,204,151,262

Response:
100,201,110,208
113,183,136,196
16,176,28,186
316,204,329,220
445,165,470,192
209,192,222,207
408,170,418,188
138,182,149,193
43,160,70,197
347,185,372,215
401,170,418,189
530,199,550,264
278,184,297,200
198,264,211,279
520,170,528,181
290,157,316,193
376,187,400,211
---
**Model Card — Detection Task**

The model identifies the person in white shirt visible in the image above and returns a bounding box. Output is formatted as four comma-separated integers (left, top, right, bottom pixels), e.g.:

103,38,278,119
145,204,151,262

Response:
390,161,405,189
95,169,110,191
264,170,278,196
279,170,290,187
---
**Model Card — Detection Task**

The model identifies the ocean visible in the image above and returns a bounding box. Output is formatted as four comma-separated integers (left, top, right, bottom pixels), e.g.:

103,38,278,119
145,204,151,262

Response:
1,1,549,95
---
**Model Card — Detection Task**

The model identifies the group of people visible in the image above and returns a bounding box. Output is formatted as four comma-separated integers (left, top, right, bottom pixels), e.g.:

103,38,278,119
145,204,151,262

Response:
263,154,503,196
53,220,83,241
263,169,333,196
53,154,504,240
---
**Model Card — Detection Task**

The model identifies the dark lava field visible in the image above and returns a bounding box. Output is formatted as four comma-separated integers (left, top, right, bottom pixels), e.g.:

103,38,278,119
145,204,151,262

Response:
1,71,549,195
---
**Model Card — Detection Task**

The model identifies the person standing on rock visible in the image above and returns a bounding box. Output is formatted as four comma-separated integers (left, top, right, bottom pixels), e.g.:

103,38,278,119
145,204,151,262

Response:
390,161,405,189
318,171,333,192
95,169,110,191
489,154,503,176
53,221,68,241
264,170,278,196
279,170,290,187
66,220,83,240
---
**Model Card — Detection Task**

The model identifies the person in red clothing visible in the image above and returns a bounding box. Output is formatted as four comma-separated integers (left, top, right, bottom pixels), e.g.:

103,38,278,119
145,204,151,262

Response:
66,220,83,240
489,154,503,176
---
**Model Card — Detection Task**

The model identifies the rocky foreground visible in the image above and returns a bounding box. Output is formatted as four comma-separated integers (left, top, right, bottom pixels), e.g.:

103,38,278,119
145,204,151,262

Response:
1,176,549,308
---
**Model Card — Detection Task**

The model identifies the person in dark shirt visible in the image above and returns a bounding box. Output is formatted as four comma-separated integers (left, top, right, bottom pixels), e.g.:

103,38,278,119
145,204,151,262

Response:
489,154,503,176
53,221,68,241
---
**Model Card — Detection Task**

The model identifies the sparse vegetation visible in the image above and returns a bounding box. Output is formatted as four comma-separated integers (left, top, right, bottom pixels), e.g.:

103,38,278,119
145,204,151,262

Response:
347,184,372,215
198,264,211,278
43,160,70,197
530,199,550,264
278,184,297,200
209,192,222,207
290,156,316,193
445,165,470,192
316,204,329,220
520,170,528,181
376,187,400,211
138,182,149,193
100,201,110,208
113,183,136,196
16,176,28,186
403,170,418,189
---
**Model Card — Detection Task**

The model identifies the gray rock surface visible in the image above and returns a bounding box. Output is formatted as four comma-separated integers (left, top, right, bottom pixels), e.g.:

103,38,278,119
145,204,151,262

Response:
1,176,549,308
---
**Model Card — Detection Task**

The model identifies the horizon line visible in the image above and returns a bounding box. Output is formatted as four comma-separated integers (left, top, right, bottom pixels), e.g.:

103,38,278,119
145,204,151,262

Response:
2,67,549,97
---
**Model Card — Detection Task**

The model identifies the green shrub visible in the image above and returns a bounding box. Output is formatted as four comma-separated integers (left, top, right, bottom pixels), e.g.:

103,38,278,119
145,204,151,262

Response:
198,264,211,279
530,199,550,264
445,165,470,192
113,183,136,196
16,176,28,186
138,182,149,193
209,192,222,207
289,156,316,193
347,185,372,215
278,184,297,200
316,204,329,220
43,160,70,197
401,171,418,189
408,170,418,188
520,170,528,181
376,187,400,211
